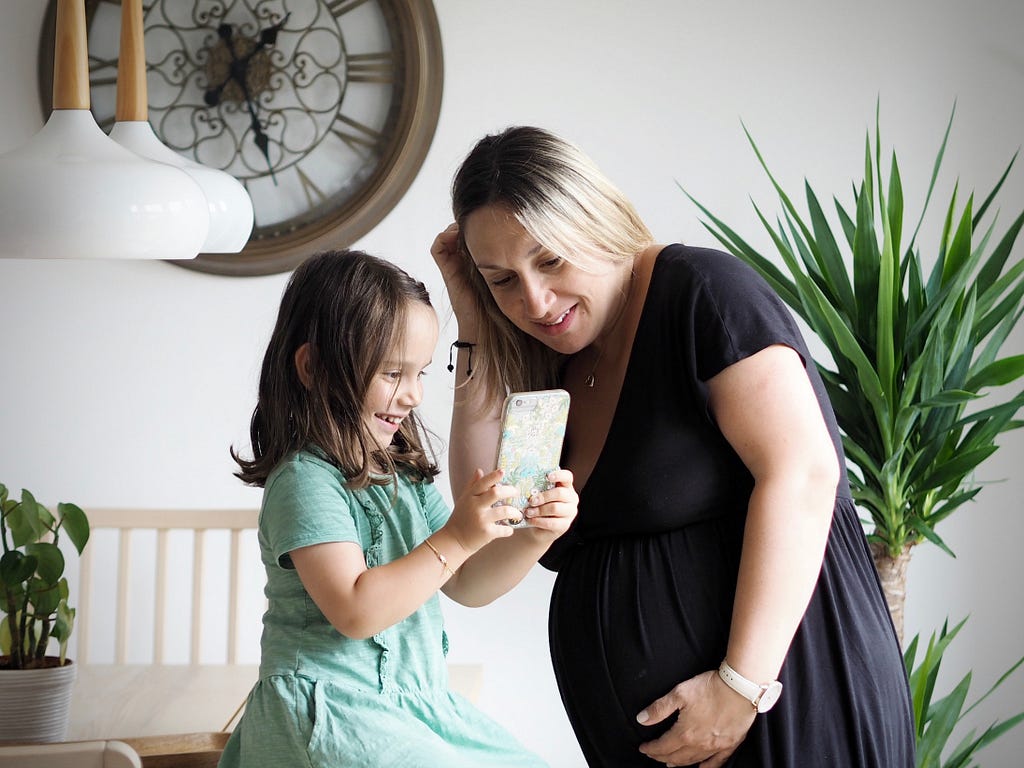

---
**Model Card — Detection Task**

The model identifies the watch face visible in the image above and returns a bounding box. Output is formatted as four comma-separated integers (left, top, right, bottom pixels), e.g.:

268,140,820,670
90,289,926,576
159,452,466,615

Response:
38,0,443,276
756,680,783,713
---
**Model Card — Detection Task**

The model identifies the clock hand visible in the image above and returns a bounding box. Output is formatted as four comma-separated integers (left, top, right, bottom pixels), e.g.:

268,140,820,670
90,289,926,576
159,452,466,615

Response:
208,16,290,182
237,14,290,183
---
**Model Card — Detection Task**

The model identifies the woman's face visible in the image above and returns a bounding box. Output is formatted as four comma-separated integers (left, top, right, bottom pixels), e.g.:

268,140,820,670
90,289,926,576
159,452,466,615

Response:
462,204,627,355
362,301,438,447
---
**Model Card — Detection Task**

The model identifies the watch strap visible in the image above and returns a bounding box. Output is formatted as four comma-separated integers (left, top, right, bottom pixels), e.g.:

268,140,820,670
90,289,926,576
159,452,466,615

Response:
717,660,780,711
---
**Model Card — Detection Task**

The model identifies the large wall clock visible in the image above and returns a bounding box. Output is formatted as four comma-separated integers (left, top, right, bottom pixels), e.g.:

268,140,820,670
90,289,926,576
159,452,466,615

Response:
38,0,443,276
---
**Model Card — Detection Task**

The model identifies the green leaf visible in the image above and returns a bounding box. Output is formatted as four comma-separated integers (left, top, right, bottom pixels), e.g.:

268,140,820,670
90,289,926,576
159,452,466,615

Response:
23,542,64,586
966,355,1024,390
57,503,90,555
0,550,37,587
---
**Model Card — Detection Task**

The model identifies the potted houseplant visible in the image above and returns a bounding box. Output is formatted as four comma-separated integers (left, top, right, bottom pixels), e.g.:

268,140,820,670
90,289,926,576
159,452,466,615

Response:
685,106,1024,766
0,483,90,742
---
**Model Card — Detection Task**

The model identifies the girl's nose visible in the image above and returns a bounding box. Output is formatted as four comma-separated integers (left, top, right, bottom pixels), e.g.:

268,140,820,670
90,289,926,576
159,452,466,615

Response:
397,377,423,407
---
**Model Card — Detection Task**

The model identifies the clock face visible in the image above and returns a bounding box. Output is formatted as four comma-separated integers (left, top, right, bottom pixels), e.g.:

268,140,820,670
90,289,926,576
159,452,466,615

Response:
38,0,443,276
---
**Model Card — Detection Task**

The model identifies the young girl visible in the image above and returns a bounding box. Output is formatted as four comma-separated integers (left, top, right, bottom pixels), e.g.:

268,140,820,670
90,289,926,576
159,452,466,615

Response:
219,250,577,768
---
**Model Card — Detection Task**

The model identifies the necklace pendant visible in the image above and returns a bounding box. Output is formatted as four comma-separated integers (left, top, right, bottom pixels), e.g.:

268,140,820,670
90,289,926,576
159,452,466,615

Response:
584,373,596,388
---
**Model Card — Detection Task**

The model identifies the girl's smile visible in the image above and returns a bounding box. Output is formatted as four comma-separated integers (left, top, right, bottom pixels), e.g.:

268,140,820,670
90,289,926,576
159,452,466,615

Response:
363,301,439,447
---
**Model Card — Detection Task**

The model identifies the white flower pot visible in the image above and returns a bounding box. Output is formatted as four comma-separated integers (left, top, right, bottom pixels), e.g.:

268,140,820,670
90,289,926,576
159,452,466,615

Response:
0,660,77,743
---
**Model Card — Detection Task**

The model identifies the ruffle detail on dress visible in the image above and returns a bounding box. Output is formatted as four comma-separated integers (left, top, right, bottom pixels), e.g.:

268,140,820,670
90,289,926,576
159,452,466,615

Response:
360,496,392,692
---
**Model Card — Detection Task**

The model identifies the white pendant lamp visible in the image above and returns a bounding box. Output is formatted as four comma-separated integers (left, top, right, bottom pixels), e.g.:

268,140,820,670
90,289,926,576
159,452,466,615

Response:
0,0,209,260
108,0,253,253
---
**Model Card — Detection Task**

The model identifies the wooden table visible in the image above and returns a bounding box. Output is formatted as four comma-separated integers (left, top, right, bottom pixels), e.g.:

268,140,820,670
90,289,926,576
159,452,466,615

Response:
68,663,483,741
68,665,258,741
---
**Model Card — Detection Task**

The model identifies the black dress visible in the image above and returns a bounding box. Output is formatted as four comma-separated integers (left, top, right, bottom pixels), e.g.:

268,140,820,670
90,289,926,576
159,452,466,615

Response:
542,245,915,767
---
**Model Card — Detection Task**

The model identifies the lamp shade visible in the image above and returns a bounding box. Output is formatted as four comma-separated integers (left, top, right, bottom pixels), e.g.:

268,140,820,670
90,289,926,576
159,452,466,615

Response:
108,0,253,254
109,122,254,254
0,0,209,260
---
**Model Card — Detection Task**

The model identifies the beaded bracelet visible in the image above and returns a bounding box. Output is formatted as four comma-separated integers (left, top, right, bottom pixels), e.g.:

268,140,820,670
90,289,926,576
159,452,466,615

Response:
423,537,456,578
446,340,476,377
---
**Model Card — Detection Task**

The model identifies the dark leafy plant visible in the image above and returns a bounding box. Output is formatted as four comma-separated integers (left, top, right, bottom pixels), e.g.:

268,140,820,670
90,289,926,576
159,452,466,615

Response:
905,618,1024,768
0,483,89,669
685,107,1024,642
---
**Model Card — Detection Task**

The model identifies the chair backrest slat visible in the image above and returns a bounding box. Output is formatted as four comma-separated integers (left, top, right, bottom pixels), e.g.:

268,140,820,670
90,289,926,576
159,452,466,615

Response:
76,508,260,665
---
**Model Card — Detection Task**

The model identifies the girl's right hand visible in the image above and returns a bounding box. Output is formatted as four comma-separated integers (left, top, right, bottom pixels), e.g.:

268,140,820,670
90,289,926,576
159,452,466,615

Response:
430,222,478,327
444,468,520,553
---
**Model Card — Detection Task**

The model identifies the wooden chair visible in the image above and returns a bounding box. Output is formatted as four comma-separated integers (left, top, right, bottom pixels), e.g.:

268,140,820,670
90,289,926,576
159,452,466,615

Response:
68,507,482,745
76,508,261,666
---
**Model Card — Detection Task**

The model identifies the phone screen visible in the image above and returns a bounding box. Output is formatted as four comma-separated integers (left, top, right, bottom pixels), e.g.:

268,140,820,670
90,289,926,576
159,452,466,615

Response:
494,389,570,526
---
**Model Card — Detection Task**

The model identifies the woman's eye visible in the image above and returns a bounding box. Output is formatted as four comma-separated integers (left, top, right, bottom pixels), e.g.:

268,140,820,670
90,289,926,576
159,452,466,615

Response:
542,257,563,269
490,274,515,288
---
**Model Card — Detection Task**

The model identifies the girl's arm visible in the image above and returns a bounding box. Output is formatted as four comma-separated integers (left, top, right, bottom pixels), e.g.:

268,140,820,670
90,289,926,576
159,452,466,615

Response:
638,344,839,768
440,468,577,607
290,469,516,640
291,466,576,638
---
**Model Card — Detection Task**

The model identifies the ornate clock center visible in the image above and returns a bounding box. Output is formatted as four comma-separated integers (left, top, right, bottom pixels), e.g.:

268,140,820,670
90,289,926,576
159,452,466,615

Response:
204,27,275,105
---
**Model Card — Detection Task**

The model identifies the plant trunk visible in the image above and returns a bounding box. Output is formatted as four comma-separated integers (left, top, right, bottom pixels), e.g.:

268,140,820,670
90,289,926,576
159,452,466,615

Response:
870,541,914,648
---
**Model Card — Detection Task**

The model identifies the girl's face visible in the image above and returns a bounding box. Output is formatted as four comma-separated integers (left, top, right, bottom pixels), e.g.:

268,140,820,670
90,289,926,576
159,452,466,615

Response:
462,204,628,355
363,301,438,446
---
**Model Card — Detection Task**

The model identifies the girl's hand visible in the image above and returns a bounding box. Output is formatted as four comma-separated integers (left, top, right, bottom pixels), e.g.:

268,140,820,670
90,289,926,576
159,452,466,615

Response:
430,222,478,326
637,670,755,767
444,468,521,553
522,468,578,538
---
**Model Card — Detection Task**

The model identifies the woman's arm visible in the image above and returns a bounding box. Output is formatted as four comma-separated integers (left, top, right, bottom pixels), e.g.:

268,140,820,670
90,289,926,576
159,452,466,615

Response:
431,222,505,494
638,344,839,768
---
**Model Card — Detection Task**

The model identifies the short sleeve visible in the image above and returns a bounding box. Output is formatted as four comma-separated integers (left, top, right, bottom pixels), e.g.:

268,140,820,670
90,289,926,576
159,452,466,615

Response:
261,452,361,569
681,248,807,382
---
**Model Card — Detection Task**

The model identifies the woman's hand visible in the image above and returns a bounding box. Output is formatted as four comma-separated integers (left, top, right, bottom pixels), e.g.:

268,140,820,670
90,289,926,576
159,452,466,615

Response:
430,222,478,328
522,468,578,540
443,468,520,554
637,670,756,767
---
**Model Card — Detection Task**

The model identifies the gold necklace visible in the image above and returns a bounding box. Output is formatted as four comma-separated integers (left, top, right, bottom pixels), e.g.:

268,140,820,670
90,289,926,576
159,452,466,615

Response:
583,269,635,388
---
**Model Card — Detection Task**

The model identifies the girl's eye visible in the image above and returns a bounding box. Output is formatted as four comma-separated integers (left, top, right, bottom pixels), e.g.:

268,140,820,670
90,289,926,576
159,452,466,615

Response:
384,370,402,381
541,256,563,269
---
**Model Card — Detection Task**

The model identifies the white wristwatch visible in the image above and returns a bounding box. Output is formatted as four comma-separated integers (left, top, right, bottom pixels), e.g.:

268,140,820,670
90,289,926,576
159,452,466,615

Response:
717,660,783,713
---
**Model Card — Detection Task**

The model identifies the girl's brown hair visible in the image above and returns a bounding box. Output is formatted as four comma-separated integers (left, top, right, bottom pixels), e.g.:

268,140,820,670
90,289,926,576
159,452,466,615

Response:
232,250,439,488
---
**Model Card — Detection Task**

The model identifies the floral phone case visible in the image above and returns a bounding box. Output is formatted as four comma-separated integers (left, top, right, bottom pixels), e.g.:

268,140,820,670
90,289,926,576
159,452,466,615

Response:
494,389,571,527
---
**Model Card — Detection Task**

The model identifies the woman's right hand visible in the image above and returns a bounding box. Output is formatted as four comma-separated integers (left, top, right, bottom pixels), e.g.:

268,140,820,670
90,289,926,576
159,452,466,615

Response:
444,468,520,554
430,222,478,328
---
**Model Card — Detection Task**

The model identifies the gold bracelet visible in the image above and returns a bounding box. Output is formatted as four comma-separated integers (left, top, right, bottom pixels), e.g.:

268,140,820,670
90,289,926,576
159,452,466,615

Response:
423,537,456,578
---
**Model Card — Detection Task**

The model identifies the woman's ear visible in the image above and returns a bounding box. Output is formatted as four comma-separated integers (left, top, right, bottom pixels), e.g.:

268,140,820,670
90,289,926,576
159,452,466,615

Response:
294,342,313,389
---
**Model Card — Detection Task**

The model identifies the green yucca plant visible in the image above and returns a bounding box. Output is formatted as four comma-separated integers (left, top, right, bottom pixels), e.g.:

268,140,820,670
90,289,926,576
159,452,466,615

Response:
686,107,1024,644
905,618,1024,768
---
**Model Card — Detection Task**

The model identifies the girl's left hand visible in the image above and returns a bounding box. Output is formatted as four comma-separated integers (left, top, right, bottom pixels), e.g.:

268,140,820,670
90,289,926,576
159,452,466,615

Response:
522,468,578,538
637,670,756,767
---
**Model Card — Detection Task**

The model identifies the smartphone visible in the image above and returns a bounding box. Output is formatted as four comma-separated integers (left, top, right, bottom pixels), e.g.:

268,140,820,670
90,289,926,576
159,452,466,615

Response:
493,389,571,527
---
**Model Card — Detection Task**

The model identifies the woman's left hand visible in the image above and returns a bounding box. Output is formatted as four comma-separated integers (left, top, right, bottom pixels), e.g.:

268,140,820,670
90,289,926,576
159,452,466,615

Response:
522,468,578,538
636,670,756,767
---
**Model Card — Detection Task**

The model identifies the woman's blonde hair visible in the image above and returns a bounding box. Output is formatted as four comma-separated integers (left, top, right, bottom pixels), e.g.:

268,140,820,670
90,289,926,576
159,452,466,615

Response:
451,126,654,402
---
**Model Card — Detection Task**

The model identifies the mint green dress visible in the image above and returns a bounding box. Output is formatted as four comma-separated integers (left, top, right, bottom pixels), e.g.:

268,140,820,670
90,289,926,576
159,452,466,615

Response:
218,451,546,768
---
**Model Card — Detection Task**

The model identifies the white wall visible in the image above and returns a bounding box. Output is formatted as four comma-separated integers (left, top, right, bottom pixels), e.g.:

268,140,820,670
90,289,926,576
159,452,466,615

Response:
3,1,1023,766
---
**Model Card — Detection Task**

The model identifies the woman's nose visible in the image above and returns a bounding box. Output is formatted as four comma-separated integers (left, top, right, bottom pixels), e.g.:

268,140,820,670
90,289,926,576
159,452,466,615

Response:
520,276,553,317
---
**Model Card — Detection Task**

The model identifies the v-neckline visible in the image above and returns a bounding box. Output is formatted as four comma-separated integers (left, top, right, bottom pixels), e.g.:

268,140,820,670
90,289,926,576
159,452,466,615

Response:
562,244,665,497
